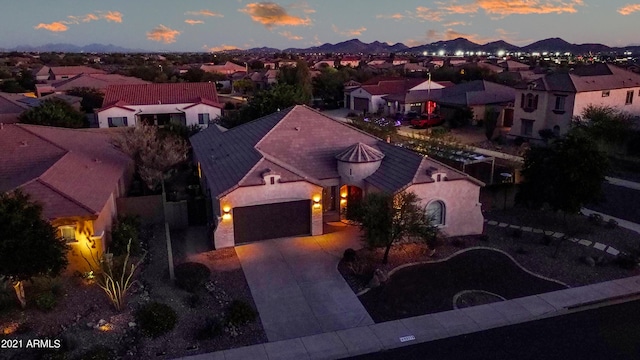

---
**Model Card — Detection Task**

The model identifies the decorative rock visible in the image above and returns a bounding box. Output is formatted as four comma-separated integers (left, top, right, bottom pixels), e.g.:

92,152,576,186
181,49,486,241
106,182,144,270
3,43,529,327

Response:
128,322,136,328
578,239,593,246
533,228,544,234
544,231,554,236
606,247,620,256
522,226,532,232
509,225,521,229
552,232,564,238
487,221,498,226
498,223,508,228
97,319,107,327
87,322,96,329
593,242,607,251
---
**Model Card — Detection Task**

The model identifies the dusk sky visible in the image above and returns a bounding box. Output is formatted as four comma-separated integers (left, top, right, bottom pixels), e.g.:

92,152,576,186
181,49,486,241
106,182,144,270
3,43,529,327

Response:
1,1,639,51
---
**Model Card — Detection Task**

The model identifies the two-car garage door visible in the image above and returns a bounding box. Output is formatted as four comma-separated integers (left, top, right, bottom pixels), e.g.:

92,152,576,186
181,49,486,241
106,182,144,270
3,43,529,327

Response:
233,200,311,244
353,97,369,112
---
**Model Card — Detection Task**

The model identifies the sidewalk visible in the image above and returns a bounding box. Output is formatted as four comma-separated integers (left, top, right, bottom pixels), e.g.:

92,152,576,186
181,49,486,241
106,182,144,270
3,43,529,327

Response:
606,176,640,191
177,275,640,360
581,208,640,235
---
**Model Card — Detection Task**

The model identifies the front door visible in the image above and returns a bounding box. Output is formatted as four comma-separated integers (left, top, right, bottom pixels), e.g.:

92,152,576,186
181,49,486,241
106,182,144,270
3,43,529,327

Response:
346,186,363,220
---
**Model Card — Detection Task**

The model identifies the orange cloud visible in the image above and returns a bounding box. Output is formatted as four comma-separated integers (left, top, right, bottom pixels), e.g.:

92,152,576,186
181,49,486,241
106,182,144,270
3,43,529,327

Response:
618,4,640,15
331,24,367,37
205,44,241,52
185,10,223,17
443,21,469,26
438,2,480,14
289,1,316,14
34,22,69,32
279,31,303,40
376,13,405,20
240,2,312,28
415,6,445,21
102,11,123,23
185,19,204,25
147,25,181,44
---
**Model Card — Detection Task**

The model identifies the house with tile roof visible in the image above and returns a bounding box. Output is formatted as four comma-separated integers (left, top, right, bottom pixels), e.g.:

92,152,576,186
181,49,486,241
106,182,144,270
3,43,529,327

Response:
509,63,640,141
96,83,223,129
190,105,484,248
201,62,247,75
35,73,150,98
0,92,29,124
346,78,446,114
46,66,107,81
0,124,134,272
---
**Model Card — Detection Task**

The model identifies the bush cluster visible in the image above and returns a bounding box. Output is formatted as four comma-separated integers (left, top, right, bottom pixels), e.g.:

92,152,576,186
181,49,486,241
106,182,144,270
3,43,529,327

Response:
175,262,211,293
195,317,224,340
225,300,257,326
110,215,142,256
35,292,57,311
135,302,178,338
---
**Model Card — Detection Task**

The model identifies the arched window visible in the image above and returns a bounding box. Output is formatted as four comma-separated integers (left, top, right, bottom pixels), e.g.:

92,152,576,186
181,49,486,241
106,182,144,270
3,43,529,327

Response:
426,201,445,225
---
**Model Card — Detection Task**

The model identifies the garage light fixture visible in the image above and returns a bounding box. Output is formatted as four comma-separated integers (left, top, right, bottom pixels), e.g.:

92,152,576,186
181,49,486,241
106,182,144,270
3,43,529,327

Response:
222,206,231,220
313,195,321,209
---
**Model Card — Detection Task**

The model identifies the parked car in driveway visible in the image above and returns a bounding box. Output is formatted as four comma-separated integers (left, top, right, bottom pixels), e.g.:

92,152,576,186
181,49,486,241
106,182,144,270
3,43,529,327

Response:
410,114,444,128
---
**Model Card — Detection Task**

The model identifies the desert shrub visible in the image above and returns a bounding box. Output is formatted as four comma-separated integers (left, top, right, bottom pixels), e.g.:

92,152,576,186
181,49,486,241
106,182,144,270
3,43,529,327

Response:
35,292,57,311
588,213,603,226
343,248,357,262
605,218,618,229
614,253,639,270
110,215,142,256
225,300,257,326
175,262,211,293
511,228,523,238
75,345,116,360
184,293,201,308
195,317,224,340
136,302,177,338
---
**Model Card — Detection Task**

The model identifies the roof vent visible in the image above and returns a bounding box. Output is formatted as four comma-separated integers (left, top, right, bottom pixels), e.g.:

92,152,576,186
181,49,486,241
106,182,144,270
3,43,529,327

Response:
20,140,28,147
158,100,162,104
94,158,102,163
295,126,300,131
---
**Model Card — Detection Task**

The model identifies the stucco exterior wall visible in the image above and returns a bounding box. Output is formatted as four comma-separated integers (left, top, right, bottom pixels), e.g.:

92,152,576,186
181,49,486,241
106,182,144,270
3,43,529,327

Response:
573,88,640,117
406,179,484,237
337,160,382,188
213,181,324,248
97,103,222,128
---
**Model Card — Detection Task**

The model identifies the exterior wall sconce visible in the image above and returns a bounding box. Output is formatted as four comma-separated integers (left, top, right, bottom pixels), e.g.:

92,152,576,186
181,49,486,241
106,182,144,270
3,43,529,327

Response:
222,206,231,220
340,192,347,204
313,195,321,209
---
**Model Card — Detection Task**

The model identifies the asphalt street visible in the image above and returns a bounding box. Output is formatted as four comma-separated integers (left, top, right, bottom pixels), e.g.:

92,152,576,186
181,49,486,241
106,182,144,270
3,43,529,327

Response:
345,299,640,360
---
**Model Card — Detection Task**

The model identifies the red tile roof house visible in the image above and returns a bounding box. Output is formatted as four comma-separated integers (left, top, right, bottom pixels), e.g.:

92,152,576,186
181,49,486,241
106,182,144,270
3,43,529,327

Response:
345,78,447,114
96,83,223,129
190,105,484,248
45,66,107,81
0,124,134,272
200,62,247,75
0,92,29,124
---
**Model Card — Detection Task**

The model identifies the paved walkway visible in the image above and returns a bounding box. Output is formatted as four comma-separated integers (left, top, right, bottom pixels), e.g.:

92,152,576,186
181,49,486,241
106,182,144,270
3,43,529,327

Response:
606,176,640,191
235,223,374,343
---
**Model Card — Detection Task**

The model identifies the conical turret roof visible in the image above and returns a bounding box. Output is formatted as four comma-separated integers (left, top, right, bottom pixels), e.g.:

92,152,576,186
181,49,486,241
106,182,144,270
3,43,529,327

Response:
335,142,385,163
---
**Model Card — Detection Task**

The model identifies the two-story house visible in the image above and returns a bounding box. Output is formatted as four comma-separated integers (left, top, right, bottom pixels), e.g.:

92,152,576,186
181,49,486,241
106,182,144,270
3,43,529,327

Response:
509,64,640,141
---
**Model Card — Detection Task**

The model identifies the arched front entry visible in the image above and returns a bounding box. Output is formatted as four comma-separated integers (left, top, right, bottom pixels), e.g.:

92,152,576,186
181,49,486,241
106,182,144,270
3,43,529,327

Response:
340,185,363,220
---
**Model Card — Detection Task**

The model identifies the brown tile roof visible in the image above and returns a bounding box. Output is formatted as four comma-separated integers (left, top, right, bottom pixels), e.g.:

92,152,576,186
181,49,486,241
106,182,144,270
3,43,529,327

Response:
101,83,222,108
49,66,106,76
48,73,150,92
0,124,133,220
530,64,640,93
361,79,426,95
238,158,305,187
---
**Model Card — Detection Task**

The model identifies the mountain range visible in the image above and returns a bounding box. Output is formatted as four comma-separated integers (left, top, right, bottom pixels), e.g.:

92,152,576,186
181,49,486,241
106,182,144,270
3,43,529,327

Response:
2,38,638,55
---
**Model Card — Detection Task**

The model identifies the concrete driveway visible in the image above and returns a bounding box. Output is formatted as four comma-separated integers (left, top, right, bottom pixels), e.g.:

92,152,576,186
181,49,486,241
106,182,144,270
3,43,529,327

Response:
236,222,374,342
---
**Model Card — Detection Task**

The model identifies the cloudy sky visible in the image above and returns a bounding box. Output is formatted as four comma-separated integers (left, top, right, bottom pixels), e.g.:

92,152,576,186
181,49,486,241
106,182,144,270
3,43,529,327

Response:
1,1,639,51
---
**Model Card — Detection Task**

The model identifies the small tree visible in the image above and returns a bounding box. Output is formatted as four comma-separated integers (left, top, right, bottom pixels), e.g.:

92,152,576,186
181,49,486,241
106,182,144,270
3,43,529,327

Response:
66,87,105,113
84,239,146,311
0,191,69,308
18,98,86,128
355,191,439,264
517,129,609,215
113,124,188,191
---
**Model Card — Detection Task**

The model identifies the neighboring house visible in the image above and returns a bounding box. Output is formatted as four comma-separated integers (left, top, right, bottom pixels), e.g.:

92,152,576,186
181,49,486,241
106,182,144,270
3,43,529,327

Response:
313,60,336,69
0,92,29,124
0,124,134,272
434,80,516,125
34,66,51,81
340,57,361,68
96,83,223,129
35,73,150,97
46,66,107,81
201,62,246,75
191,105,484,248
498,60,530,72
346,78,445,114
509,63,640,140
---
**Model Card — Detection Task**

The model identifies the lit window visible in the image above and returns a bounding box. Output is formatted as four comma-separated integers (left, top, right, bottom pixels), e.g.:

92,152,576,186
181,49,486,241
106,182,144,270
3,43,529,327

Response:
198,113,210,125
426,201,445,225
59,226,76,243
626,90,634,105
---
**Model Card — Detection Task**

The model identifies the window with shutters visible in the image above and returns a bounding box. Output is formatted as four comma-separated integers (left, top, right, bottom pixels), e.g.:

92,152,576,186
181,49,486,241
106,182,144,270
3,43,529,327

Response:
521,93,538,113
